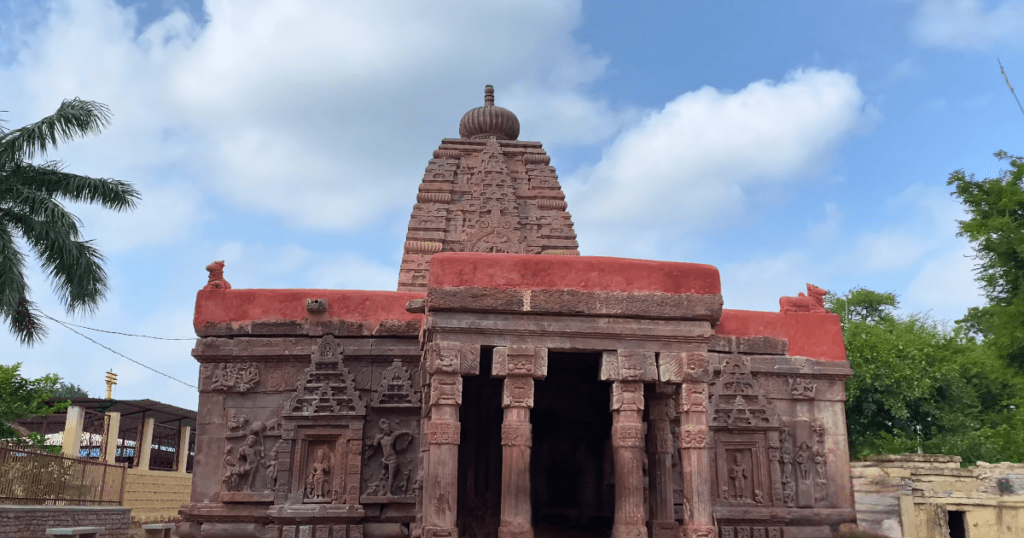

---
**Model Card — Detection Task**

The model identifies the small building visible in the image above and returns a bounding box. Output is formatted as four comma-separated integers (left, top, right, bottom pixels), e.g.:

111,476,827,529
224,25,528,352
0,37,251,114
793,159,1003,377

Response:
177,87,857,538
852,454,1024,538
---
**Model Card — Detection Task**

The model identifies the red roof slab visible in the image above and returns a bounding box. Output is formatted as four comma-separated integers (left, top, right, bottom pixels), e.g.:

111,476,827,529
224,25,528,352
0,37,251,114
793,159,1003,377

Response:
428,252,721,295
716,309,847,362
194,289,424,336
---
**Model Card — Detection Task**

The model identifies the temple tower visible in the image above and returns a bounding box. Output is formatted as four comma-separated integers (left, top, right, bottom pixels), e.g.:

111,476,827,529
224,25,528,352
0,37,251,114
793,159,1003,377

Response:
397,85,580,292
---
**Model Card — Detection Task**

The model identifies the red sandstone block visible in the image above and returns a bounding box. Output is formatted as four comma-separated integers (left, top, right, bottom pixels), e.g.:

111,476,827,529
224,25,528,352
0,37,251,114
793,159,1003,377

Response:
193,289,424,335
428,252,721,295
715,309,846,362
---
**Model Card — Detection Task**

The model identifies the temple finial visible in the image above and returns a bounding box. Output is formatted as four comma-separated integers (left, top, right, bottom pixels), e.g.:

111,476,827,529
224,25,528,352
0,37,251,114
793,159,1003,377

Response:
484,85,495,106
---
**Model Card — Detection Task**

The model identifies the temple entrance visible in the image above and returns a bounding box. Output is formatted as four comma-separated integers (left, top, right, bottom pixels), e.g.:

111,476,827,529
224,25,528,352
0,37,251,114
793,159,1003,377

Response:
532,352,613,538
456,350,614,538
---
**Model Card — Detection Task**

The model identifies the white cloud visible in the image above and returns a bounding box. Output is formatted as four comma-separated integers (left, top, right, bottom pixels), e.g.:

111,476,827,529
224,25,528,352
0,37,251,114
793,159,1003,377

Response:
0,0,631,237
565,69,867,256
910,0,1024,50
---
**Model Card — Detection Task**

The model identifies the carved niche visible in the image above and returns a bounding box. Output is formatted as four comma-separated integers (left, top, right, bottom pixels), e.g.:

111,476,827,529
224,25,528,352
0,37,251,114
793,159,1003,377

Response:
457,138,527,254
708,357,783,508
276,336,368,506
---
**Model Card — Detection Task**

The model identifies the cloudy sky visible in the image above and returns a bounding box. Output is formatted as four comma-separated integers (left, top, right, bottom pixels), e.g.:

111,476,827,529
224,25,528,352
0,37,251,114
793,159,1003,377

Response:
2,0,1022,410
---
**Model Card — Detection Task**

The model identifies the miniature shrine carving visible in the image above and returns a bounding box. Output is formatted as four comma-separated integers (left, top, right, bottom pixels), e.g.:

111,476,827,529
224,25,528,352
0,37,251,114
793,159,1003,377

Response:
371,359,419,407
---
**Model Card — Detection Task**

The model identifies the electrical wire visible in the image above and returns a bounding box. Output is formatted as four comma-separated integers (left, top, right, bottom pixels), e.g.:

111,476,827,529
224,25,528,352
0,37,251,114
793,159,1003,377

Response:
43,314,197,389
39,315,197,341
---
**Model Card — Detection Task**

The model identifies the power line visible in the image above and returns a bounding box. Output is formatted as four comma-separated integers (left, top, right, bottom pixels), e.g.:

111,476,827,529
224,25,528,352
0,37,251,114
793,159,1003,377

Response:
43,314,197,389
39,316,197,341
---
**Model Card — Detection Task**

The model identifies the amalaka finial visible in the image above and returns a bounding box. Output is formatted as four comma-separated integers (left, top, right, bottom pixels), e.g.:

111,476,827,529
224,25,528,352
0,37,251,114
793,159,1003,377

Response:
484,85,495,106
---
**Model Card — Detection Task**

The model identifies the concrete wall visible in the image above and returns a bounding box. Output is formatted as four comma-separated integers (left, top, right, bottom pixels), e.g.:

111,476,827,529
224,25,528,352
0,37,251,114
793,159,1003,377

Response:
852,454,1024,538
122,468,192,523
0,505,130,538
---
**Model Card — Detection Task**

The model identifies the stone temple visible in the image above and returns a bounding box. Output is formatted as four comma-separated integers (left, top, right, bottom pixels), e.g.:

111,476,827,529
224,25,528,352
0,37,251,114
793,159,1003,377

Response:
178,86,856,538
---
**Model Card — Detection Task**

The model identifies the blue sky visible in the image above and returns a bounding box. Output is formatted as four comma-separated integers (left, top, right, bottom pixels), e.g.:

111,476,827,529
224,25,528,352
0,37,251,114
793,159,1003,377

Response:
2,0,1022,410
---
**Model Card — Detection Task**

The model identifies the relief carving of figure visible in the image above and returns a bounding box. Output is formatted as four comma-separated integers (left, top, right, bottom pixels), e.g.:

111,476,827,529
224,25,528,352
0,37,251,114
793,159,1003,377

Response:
365,419,414,496
796,442,812,482
730,453,748,501
237,434,264,491
265,441,281,492
306,448,332,501
222,446,241,491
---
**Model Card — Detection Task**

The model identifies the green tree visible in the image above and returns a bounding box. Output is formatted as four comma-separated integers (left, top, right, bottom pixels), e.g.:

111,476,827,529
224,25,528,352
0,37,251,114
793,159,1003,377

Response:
832,288,1024,464
948,151,1024,367
52,381,88,398
0,362,68,441
0,99,140,345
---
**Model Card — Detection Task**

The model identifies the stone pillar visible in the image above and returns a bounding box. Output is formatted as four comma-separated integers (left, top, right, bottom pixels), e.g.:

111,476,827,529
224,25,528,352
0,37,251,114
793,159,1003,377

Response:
600,350,658,538
101,412,121,464
138,417,156,471
646,386,678,538
492,346,548,538
177,426,192,473
61,405,86,458
658,351,716,538
421,342,479,538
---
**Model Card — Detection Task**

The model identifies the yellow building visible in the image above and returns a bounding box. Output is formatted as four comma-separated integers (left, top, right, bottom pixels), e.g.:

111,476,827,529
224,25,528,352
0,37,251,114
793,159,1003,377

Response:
852,454,1024,537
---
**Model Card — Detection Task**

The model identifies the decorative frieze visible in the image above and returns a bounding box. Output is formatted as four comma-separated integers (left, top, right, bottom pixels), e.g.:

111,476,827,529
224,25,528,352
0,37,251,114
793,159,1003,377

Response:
601,350,657,382
500,423,532,447
427,421,461,445
202,362,260,392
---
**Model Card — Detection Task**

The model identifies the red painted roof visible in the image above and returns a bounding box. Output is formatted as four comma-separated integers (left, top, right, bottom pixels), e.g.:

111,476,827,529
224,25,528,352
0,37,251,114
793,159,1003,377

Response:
716,309,847,362
194,288,423,329
428,253,721,295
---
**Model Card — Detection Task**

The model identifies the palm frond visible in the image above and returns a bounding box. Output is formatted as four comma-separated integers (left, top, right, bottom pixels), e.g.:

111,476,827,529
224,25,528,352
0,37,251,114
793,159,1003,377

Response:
0,98,111,166
0,182,84,240
4,162,139,211
0,220,46,345
1,206,109,315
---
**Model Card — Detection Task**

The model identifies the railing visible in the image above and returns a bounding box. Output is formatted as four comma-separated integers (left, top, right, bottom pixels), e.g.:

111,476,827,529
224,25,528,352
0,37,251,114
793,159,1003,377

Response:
149,423,180,471
0,442,126,506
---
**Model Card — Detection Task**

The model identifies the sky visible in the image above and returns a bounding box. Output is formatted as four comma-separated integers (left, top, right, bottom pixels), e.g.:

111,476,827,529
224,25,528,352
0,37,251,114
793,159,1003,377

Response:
1,0,1023,410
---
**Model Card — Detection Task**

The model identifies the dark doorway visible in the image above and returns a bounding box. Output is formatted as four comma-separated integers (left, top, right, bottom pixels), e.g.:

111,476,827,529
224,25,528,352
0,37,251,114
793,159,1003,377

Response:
458,348,504,538
947,510,966,538
456,350,614,538
532,352,613,538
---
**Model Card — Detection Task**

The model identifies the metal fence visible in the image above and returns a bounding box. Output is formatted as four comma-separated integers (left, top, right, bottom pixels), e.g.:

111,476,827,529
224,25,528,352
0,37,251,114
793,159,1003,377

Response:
149,423,179,471
0,442,126,506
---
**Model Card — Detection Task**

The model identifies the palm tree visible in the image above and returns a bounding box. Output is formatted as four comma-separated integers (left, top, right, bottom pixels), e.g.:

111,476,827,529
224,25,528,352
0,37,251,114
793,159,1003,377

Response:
0,99,140,345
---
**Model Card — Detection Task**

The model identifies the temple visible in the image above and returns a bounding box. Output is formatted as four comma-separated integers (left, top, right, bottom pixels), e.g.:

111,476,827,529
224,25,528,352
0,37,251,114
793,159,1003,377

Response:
178,87,856,538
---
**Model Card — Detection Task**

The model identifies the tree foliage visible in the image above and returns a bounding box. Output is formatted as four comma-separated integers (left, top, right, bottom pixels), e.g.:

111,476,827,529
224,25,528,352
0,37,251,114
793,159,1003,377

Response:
0,99,140,345
0,362,69,442
52,382,89,398
948,151,1024,366
832,288,1024,465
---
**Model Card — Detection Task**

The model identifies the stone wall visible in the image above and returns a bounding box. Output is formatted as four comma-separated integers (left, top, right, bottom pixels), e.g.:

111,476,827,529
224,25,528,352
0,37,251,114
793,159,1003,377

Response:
851,454,1024,537
123,468,192,523
0,505,130,538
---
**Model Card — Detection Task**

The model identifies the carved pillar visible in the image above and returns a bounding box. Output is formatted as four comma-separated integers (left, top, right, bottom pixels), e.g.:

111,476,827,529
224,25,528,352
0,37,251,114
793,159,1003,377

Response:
492,346,547,538
658,351,716,538
601,350,657,538
646,386,678,538
421,342,479,538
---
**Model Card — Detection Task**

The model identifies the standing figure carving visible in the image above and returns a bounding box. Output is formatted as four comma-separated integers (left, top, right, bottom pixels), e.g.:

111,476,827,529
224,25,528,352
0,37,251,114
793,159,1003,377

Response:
365,419,414,497
306,448,332,501
730,454,748,501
